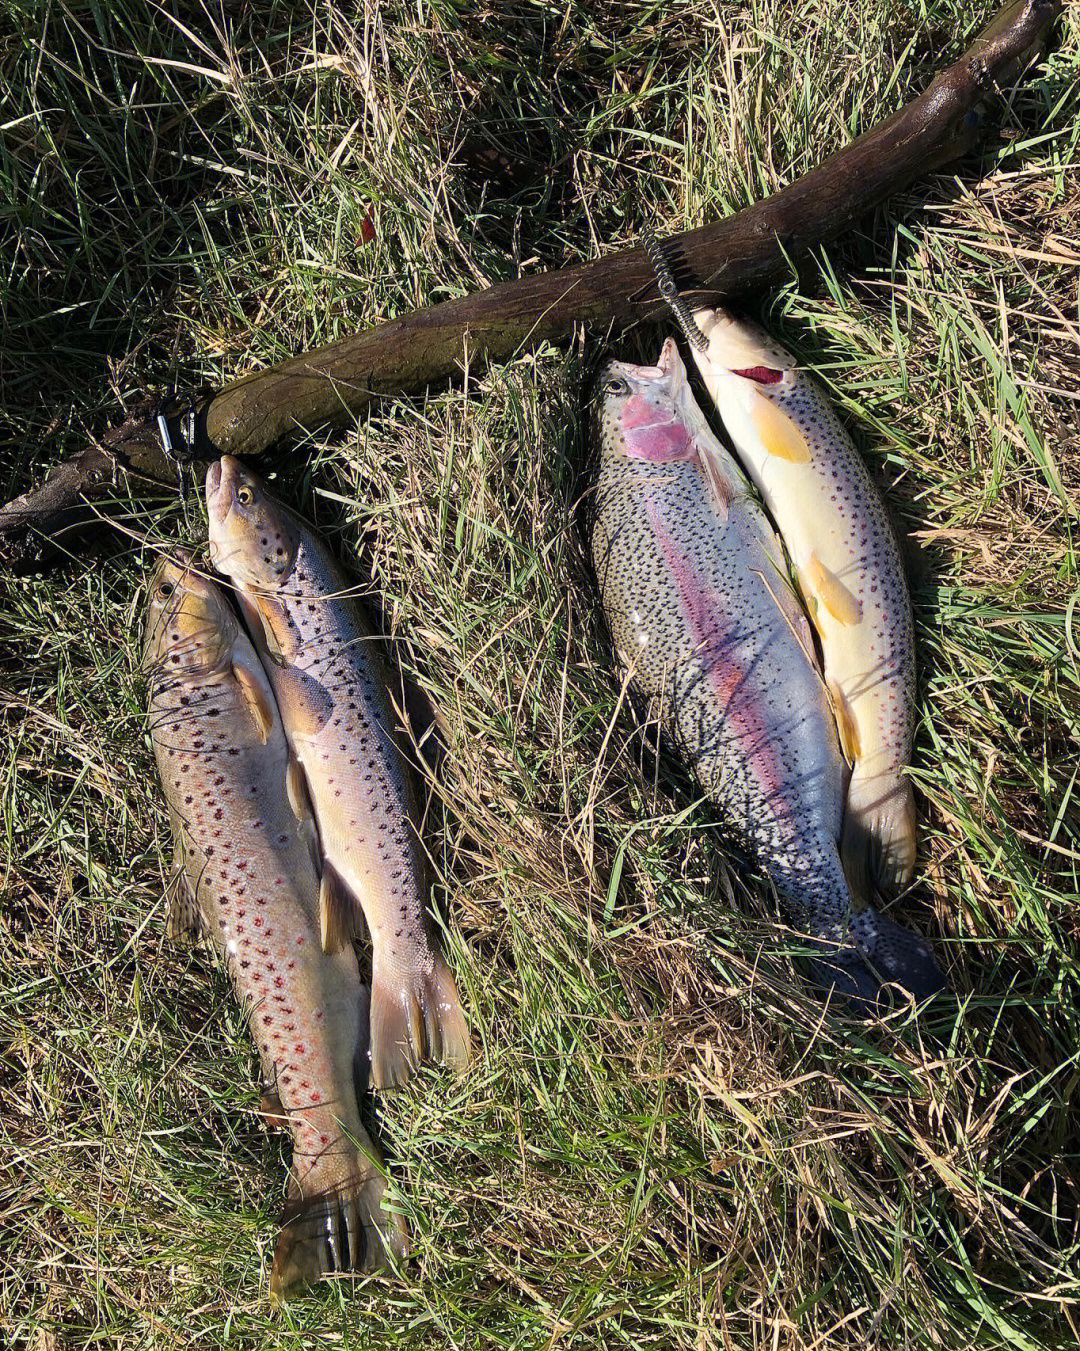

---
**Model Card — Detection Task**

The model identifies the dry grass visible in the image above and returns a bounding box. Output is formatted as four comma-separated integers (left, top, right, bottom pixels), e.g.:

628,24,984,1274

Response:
1,2,1079,1347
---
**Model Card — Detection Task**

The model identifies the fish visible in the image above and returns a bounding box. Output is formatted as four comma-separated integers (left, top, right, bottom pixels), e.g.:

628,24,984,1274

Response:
205,457,470,1088
590,338,944,1006
687,308,918,899
142,554,409,1300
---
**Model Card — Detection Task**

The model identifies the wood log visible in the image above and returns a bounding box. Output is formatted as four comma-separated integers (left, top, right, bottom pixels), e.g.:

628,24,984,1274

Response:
0,0,1062,569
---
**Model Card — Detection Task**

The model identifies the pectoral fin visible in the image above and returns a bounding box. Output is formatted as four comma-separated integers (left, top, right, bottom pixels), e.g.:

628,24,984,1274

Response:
276,665,334,738
696,443,734,524
747,388,812,463
232,654,276,744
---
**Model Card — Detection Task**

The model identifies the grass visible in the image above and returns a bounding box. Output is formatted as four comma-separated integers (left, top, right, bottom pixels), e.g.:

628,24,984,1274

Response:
1,0,1079,1346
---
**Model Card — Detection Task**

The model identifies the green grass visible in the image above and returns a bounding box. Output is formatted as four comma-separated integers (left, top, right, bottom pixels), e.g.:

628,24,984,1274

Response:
2,1,1080,1346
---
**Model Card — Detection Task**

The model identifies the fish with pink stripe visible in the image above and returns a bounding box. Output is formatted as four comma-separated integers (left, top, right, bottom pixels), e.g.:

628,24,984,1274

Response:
590,339,944,1007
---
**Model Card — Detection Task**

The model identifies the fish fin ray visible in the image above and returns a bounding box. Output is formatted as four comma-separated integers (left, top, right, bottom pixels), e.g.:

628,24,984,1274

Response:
231,653,276,744
843,772,917,898
270,1162,409,1302
368,951,470,1090
166,857,201,944
747,388,812,463
695,442,733,523
319,861,357,954
804,555,861,626
827,680,861,766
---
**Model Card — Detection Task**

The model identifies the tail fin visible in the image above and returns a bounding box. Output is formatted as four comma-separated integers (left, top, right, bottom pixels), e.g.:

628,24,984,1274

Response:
842,769,917,899
270,1167,409,1302
368,951,471,1090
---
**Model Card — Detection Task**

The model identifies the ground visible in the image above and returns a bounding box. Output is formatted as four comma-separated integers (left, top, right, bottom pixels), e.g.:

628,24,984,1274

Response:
1,1,1079,1347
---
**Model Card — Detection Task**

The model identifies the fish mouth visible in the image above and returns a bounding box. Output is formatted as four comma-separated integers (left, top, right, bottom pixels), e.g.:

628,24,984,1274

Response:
694,308,794,383
613,338,689,387
205,455,243,532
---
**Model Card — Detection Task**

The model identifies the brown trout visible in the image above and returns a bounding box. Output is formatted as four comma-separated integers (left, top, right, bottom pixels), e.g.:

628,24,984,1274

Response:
143,555,408,1299
206,458,470,1088
688,309,917,898
591,339,944,1005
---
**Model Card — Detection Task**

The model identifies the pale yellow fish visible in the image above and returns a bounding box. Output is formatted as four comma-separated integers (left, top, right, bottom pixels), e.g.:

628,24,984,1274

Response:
690,309,917,897
143,555,407,1300
206,457,470,1089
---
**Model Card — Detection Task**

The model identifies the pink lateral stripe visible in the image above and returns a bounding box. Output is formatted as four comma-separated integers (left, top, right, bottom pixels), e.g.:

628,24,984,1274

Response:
647,504,791,819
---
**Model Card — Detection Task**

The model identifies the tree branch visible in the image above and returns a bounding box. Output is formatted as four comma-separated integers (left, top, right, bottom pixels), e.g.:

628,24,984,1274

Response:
0,0,1062,569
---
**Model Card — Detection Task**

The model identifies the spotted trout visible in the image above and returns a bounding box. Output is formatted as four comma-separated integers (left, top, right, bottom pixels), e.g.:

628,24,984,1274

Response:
143,555,408,1300
687,310,917,899
206,458,470,1088
591,339,944,1005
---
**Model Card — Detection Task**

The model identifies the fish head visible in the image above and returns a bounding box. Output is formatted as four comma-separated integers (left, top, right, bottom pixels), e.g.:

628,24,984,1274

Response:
593,338,699,464
205,455,300,591
691,308,797,395
142,552,239,684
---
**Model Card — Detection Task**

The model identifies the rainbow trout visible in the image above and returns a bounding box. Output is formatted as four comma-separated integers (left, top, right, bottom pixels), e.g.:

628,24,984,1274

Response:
206,457,470,1088
688,309,917,898
143,556,408,1299
591,339,944,1005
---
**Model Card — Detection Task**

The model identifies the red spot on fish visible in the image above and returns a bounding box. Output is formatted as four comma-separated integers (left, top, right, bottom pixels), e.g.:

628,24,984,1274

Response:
733,366,783,385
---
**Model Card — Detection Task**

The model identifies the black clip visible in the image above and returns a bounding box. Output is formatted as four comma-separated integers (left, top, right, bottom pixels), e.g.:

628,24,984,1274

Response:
641,227,710,354
157,404,199,497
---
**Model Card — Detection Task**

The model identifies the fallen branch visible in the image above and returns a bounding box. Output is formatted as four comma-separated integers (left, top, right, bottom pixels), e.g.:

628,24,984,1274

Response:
0,0,1062,568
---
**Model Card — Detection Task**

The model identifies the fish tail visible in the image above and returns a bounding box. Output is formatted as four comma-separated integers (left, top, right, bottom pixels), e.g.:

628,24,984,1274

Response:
841,766,917,898
782,849,945,1009
368,951,471,1090
270,1164,409,1302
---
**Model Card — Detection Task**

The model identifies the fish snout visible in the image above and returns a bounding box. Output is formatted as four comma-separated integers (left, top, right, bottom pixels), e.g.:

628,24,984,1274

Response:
205,455,243,522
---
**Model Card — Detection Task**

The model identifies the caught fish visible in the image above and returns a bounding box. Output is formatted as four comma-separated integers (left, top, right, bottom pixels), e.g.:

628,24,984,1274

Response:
206,458,470,1088
687,309,917,898
143,555,408,1299
590,339,944,1005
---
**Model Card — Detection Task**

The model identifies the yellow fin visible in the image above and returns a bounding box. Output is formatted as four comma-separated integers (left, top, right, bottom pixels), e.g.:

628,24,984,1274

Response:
805,554,861,626
747,388,812,463
827,679,861,764
232,656,275,744
319,862,356,954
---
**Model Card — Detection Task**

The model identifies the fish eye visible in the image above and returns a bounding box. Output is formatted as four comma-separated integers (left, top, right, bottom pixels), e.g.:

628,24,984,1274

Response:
237,485,254,505
605,375,629,397
158,581,174,598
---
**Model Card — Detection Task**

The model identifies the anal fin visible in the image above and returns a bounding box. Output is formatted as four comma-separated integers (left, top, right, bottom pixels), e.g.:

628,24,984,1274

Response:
166,859,201,945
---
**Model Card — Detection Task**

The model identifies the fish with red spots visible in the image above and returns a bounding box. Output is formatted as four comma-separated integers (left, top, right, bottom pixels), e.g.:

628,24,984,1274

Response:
590,340,945,1008
206,457,470,1088
143,555,408,1300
